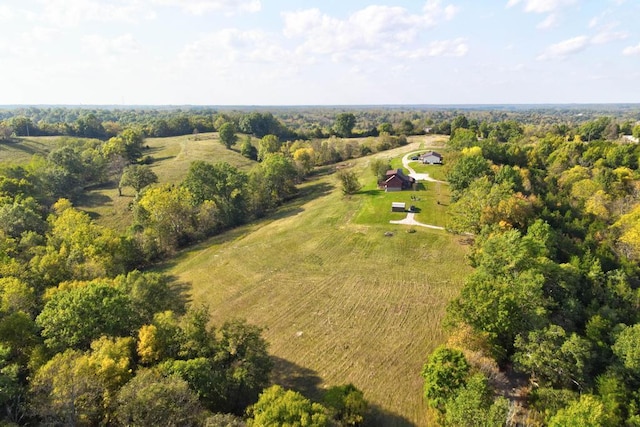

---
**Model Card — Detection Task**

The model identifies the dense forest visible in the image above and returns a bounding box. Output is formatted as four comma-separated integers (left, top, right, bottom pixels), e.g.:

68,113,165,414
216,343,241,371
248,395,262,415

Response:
424,113,640,426
0,105,639,425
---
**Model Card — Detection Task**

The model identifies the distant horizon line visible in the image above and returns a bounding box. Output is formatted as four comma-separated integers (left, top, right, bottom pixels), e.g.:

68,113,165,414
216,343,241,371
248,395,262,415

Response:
2,102,640,110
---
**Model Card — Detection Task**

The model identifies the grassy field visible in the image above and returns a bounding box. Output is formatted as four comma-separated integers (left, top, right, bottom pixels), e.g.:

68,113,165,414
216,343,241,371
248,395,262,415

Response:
0,136,60,163
81,133,258,231
410,163,447,181
0,133,257,231
158,139,470,426
354,180,449,228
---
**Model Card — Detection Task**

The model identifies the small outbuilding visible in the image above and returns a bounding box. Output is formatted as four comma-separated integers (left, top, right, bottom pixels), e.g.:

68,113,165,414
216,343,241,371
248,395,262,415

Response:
420,151,443,165
391,202,406,212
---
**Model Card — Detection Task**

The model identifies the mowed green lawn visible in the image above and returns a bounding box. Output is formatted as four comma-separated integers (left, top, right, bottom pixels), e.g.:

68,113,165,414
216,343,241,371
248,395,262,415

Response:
159,140,470,426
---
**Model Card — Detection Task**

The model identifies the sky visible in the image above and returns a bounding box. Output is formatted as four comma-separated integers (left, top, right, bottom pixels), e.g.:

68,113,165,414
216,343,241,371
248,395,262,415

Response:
1,0,639,105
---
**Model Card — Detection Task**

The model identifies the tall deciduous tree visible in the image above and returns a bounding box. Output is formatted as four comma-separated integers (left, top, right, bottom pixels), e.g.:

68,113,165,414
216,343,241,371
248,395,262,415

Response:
444,373,509,427
215,319,273,414
134,184,197,252
370,158,391,182
183,161,248,228
29,350,106,426
119,164,158,196
257,134,281,162
421,346,470,413
248,385,329,427
36,280,137,352
337,170,361,195
323,383,367,426
333,113,356,138
241,136,258,160
115,369,203,427
446,153,492,198
219,123,238,149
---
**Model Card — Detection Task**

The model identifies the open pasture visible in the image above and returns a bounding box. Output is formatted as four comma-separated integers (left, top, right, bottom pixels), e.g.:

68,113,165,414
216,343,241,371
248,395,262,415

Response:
160,140,469,426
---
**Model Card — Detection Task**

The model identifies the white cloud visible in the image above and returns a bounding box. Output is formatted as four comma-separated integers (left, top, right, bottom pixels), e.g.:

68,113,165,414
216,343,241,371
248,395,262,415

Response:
179,29,293,68
537,35,589,60
83,34,142,56
507,0,577,30
282,1,460,61
422,0,460,24
623,43,640,56
0,26,60,60
36,0,156,27
425,38,469,57
537,13,558,29
507,0,578,13
591,30,628,44
151,0,260,15
0,4,13,21
22,26,60,43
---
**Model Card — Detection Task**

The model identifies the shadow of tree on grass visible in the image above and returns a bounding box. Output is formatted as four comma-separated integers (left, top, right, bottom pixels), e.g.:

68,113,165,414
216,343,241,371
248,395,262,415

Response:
269,357,415,427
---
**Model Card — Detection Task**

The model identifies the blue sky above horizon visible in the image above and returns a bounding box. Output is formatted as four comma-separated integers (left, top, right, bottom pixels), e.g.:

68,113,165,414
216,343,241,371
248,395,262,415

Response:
1,0,639,105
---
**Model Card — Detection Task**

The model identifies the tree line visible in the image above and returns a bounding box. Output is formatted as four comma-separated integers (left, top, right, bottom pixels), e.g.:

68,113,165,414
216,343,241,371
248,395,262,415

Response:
421,115,640,425
3,106,638,143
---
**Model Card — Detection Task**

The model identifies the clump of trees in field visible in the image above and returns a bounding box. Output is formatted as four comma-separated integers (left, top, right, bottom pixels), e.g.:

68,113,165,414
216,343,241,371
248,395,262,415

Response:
421,114,640,425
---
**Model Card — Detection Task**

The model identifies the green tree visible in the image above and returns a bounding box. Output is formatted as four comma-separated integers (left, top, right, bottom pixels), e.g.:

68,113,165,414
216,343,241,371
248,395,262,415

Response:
444,373,508,427
115,369,203,427
29,350,106,426
219,123,238,149
448,128,478,150
333,113,356,138
370,158,391,182
137,311,183,364
612,323,640,374
0,276,36,315
0,196,47,238
446,153,491,198
215,319,273,414
134,184,197,252
160,357,223,411
513,325,592,389
30,199,130,285
323,383,367,426
248,153,298,216
398,119,414,135
249,385,329,427
182,161,248,228
377,122,393,134
75,113,105,138
119,164,158,196
337,170,362,195
293,147,316,176
36,280,137,352
421,346,470,413
596,372,628,427
258,134,281,162
448,229,549,357
241,136,258,161
548,395,606,427
114,270,187,324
